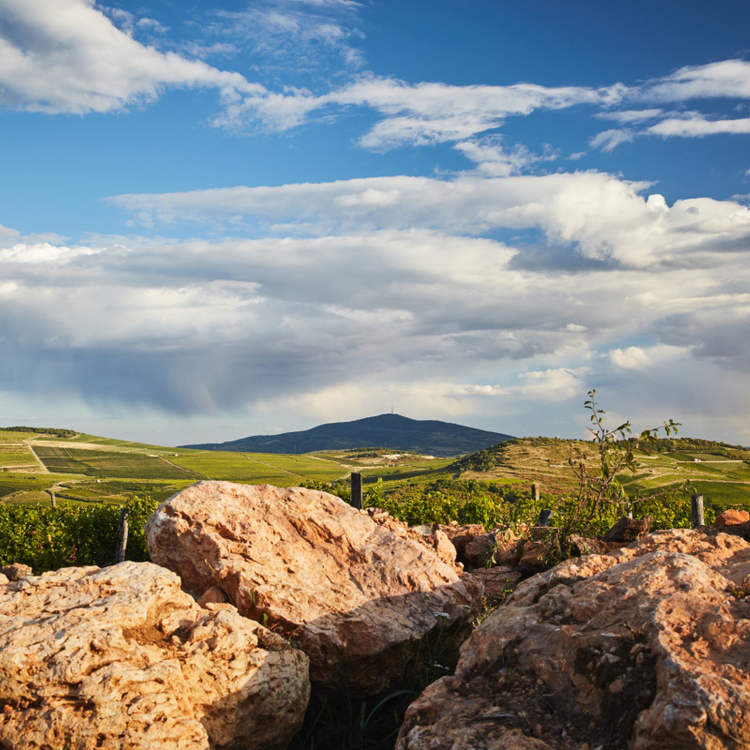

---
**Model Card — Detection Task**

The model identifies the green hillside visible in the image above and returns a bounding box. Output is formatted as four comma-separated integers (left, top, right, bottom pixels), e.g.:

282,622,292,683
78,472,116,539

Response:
451,436,750,511
1,427,747,514
0,428,451,506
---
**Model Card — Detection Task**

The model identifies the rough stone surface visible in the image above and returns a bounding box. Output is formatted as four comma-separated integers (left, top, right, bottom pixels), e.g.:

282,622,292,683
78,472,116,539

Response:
0,563,33,581
435,522,486,557
463,534,495,567
147,481,483,697
0,561,310,750
603,515,652,542
397,529,750,750
467,566,522,600
516,540,549,573
715,509,750,528
368,510,460,570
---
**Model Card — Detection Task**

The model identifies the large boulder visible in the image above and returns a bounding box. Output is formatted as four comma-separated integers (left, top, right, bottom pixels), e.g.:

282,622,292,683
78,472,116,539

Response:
146,481,483,697
397,529,750,750
0,561,309,750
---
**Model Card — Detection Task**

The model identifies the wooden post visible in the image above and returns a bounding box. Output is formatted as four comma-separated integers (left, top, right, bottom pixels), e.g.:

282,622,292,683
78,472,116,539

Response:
531,483,540,503
691,494,704,529
538,509,552,527
116,508,129,563
47,491,56,508
351,472,363,510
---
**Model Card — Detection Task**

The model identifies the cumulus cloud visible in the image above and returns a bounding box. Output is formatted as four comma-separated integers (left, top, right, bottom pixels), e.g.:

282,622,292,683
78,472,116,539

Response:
0,0,258,114
3,192,750,432
110,170,750,270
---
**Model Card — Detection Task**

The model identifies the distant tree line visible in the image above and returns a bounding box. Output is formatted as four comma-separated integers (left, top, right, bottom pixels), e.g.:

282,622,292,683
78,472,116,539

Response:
2,426,78,438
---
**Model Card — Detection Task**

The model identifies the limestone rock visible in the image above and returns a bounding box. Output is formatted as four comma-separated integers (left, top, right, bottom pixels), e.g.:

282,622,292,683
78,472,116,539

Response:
463,534,495,567
0,561,310,750
436,522,486,557
467,565,522,600
715,508,750,528
603,515,652,542
516,540,548,573
397,529,750,750
0,563,33,581
147,481,483,696
368,509,460,570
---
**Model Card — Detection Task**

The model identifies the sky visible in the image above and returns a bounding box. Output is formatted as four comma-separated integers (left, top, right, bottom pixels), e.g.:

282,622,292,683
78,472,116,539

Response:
1,0,750,447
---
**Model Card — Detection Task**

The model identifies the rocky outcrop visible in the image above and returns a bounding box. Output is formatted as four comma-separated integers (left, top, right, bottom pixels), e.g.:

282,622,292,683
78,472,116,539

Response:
366,508,461,570
0,563,32,581
715,508,750,527
603,515,652,542
0,562,310,750
146,481,483,697
397,528,750,750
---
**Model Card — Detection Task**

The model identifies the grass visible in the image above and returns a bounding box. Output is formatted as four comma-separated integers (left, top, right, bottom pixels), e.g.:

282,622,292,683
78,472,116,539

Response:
171,451,346,484
0,430,39,443
691,481,750,510
0,446,37,467
0,473,80,500
33,446,201,480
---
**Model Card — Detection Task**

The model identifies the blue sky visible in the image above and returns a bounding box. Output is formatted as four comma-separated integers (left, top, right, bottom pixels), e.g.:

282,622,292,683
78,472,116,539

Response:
2,0,750,446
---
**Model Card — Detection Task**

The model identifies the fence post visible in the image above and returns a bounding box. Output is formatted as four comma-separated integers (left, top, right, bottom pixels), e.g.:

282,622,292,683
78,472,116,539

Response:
691,494,704,528
116,508,129,563
531,483,540,504
351,472,363,510
538,509,552,527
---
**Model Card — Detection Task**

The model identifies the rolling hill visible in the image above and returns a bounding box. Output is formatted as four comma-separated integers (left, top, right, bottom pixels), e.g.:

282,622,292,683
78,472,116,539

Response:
181,413,515,458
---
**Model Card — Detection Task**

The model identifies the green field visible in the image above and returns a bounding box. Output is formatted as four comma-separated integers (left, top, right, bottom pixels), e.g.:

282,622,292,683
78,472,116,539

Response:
0,430,38,443
33,446,201,480
171,451,345,484
1,430,747,516
0,473,81,501
0,445,37,468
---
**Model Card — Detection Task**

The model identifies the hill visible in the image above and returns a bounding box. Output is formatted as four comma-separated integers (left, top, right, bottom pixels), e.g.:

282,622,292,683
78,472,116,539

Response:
180,413,515,458
450,436,750,508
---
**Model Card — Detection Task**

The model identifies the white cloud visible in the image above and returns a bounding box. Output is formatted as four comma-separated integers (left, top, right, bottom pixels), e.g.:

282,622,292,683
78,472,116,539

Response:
647,114,750,137
0,0,258,114
2,204,750,442
609,346,653,370
217,74,625,143
589,128,636,152
597,109,664,123
644,59,750,102
110,169,750,270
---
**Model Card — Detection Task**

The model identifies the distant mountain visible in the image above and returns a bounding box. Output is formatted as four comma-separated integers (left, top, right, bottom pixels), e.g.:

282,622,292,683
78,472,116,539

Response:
181,413,514,458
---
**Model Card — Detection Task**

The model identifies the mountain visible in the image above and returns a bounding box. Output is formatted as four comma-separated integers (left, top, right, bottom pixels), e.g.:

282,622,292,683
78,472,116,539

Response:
181,413,514,458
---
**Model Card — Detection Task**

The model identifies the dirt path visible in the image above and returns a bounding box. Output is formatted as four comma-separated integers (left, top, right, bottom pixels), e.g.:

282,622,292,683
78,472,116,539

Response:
25,443,49,474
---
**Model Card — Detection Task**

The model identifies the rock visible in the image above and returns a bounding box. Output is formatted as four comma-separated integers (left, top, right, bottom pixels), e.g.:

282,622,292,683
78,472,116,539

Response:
467,566,522,600
568,534,626,556
716,519,750,542
0,563,33,581
197,585,229,607
147,481,483,697
463,534,495,567
436,522,486,557
369,510,460,570
715,509,750,528
516,540,548,573
0,561,310,750
397,529,750,750
603,515,652,542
